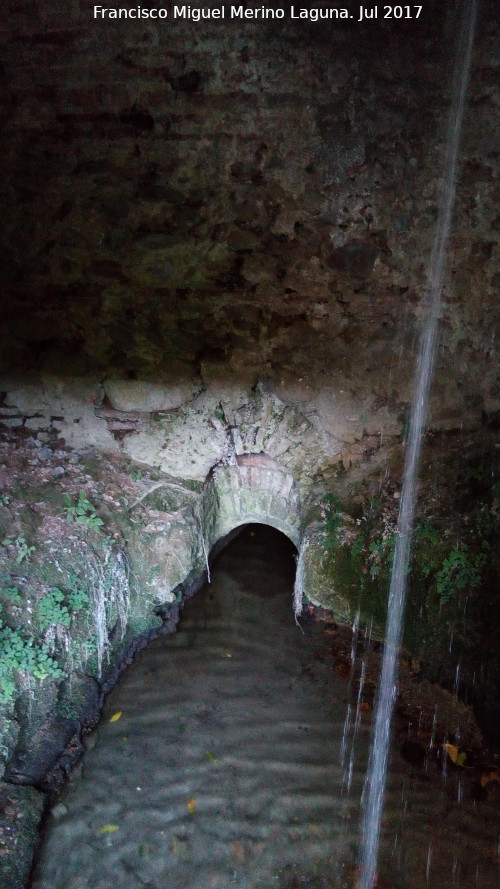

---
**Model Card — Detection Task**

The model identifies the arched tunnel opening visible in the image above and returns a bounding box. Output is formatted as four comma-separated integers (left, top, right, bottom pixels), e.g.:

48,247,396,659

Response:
206,522,298,593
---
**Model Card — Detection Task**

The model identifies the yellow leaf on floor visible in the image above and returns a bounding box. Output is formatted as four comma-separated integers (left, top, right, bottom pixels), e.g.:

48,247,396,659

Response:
187,797,196,814
443,742,466,766
109,711,122,723
99,824,119,834
443,743,459,763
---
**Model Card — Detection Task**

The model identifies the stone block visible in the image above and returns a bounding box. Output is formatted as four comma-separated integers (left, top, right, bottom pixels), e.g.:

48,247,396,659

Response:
24,416,50,431
104,375,198,413
0,417,23,428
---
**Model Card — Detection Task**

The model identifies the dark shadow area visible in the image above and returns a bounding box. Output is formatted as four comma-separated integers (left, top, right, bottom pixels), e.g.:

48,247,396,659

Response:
209,522,298,594
176,523,299,640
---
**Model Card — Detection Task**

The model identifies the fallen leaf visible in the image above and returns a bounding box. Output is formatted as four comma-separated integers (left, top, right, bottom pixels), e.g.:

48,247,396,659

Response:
206,751,217,762
443,742,459,763
99,824,119,834
187,797,196,814
223,652,232,658
443,742,467,766
109,711,122,723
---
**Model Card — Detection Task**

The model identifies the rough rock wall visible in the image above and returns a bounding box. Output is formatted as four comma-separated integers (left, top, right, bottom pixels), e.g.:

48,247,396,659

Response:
0,0,498,441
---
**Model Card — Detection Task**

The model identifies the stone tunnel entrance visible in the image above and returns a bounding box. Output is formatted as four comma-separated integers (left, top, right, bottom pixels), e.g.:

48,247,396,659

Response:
204,453,302,552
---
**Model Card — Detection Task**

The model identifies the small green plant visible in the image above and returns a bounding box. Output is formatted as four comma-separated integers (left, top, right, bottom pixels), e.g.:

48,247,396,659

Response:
63,493,103,531
367,538,394,578
436,542,488,606
67,577,90,612
0,608,63,706
0,493,9,506
0,585,21,604
473,506,495,539
1,535,35,564
39,588,71,630
130,470,143,482
414,522,440,577
416,522,440,547
38,579,90,630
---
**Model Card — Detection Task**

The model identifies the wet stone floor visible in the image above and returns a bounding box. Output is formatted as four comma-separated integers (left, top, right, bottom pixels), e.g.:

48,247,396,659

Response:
32,526,499,889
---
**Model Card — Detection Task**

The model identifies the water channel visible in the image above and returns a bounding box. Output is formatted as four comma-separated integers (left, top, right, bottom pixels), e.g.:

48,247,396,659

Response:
32,526,499,889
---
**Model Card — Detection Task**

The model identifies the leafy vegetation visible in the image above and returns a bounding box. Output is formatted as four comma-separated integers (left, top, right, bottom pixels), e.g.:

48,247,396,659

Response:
63,493,103,531
0,607,63,706
38,578,90,630
319,476,499,654
1,535,35,564
39,588,71,630
66,577,91,612
0,573,93,707
0,583,21,604
435,542,488,606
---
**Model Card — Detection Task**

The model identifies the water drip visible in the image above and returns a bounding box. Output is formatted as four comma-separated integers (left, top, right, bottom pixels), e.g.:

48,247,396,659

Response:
340,614,364,797
426,843,432,886
357,3,479,887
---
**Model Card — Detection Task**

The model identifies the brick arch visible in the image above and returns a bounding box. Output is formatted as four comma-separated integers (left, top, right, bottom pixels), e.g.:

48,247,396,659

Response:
204,454,301,548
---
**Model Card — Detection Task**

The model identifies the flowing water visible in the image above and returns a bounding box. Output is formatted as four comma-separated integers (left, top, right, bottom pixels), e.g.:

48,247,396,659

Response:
357,4,479,888
32,526,500,889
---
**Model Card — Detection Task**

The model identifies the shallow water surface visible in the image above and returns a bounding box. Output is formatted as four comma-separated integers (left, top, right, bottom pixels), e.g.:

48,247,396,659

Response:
33,526,499,889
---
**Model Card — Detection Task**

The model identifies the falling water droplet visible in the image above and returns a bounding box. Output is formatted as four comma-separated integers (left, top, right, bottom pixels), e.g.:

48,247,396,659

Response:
426,842,433,886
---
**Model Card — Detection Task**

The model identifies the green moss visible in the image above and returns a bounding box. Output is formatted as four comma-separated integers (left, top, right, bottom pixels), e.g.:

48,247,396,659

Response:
316,494,396,632
317,481,500,674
